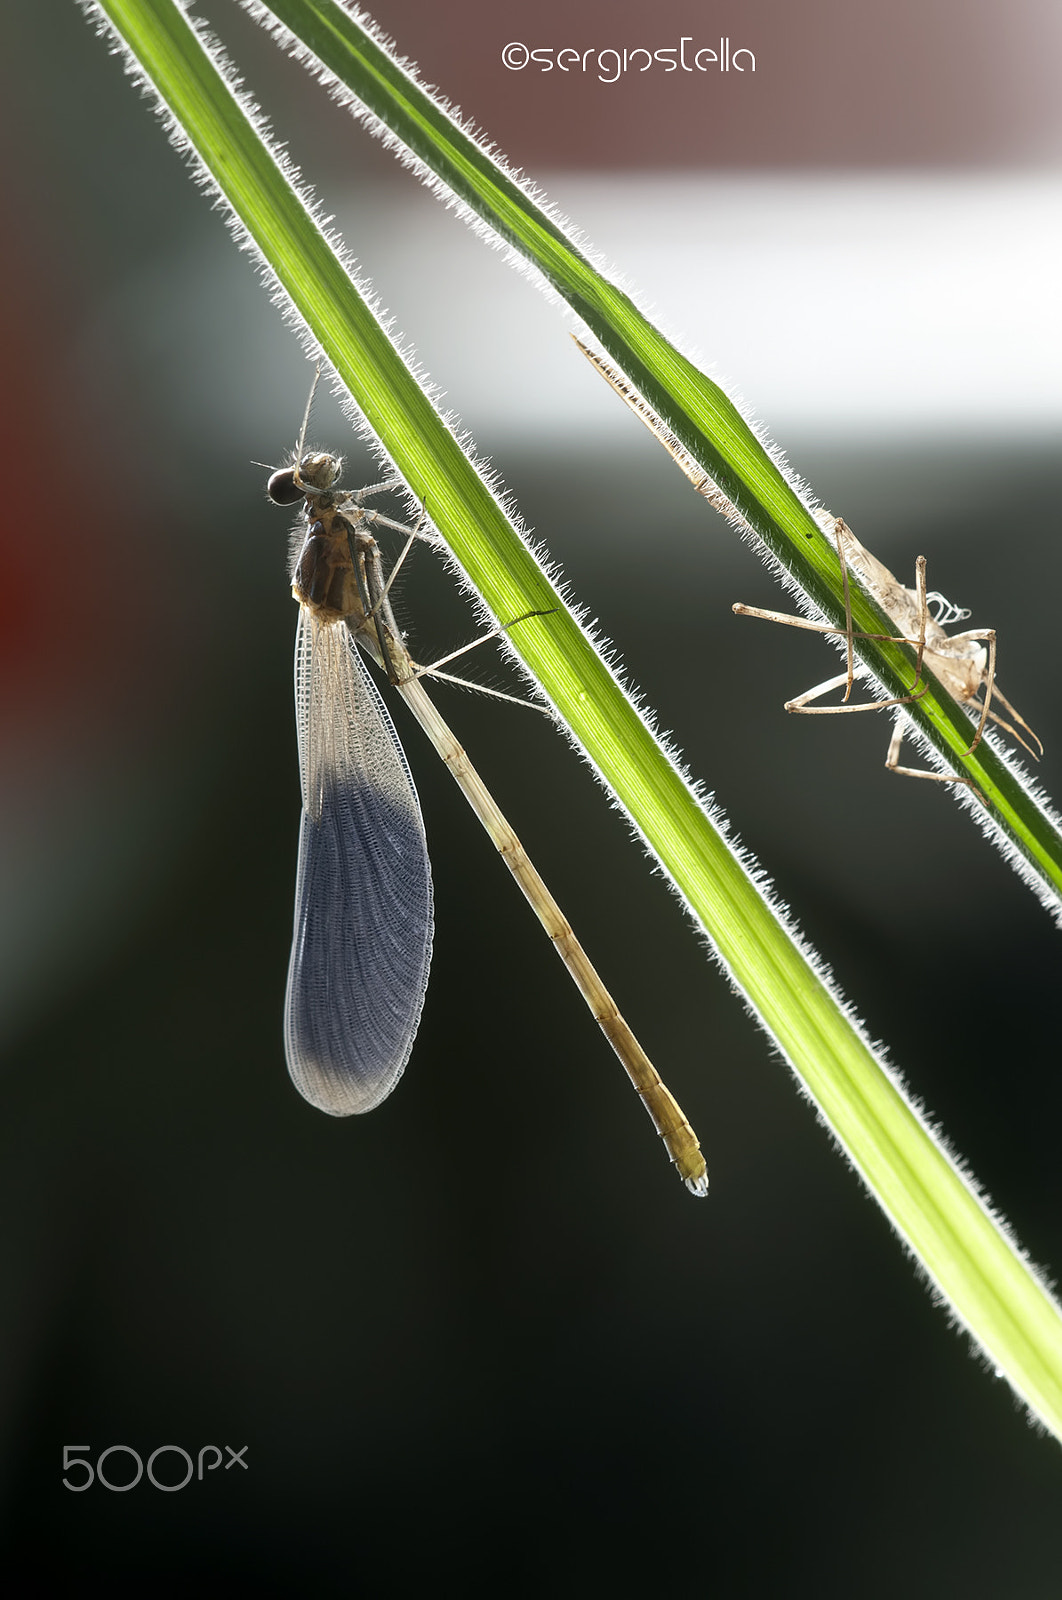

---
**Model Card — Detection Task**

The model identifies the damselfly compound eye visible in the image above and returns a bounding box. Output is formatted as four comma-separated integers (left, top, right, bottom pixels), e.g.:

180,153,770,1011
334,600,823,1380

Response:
267,467,302,506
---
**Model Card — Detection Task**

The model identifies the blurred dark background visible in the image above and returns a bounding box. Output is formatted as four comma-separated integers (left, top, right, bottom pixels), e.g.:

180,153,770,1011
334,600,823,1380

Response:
3,0,1061,1591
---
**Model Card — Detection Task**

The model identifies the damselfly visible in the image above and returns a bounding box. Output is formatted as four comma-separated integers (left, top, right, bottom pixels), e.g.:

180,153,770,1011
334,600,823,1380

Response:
267,420,707,1195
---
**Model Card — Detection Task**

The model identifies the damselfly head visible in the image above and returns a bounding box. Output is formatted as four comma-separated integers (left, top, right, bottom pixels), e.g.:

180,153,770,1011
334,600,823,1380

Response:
296,452,342,495
267,452,342,506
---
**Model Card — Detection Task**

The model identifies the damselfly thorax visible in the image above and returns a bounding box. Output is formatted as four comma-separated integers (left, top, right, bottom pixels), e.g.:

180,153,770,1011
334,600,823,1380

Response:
272,452,371,626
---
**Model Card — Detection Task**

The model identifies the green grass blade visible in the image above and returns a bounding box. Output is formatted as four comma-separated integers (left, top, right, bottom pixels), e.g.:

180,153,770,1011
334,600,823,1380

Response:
248,0,1062,912
83,0,1062,1436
